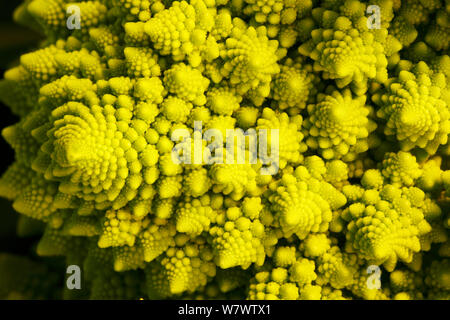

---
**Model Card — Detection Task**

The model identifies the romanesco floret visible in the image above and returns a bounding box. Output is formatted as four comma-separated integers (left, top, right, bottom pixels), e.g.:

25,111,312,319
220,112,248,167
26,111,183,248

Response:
0,0,449,301
304,89,375,161
373,62,450,155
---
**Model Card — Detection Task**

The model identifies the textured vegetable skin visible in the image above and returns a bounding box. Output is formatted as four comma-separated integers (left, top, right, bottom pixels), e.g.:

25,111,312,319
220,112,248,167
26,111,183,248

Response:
0,0,449,300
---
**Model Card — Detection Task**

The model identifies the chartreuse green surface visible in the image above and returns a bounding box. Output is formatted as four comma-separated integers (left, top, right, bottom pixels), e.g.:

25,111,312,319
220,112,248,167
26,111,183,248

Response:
0,0,449,300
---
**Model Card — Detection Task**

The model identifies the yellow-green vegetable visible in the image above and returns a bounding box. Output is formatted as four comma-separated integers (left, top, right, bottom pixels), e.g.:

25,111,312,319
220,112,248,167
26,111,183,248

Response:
0,0,449,300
